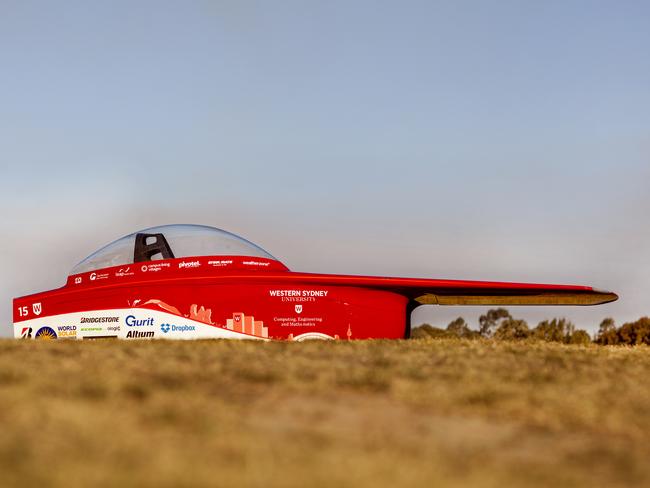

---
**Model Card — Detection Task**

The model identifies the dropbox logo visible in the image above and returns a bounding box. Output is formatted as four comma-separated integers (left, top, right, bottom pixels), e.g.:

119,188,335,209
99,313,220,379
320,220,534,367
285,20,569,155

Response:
160,323,195,334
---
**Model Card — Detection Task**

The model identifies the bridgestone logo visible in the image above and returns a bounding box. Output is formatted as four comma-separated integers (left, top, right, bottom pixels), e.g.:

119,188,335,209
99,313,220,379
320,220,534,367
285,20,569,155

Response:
80,317,119,324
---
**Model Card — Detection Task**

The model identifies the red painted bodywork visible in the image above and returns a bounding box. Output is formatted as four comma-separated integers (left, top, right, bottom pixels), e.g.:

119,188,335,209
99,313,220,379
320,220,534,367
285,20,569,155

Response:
13,253,617,340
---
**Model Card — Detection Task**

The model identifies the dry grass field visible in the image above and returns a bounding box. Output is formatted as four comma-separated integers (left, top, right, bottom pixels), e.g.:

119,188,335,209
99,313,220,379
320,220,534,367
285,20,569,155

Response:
1,338,649,488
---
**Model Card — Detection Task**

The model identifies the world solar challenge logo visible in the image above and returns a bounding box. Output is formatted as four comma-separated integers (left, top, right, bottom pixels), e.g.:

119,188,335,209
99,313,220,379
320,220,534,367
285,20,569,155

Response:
35,327,57,340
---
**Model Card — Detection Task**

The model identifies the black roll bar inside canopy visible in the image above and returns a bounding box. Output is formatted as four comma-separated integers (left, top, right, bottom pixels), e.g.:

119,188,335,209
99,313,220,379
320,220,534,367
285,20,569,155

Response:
133,233,175,263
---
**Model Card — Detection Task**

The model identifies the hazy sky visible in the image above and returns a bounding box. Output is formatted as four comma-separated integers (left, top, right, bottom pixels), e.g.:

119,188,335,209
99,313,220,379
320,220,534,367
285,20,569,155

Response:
2,1,649,336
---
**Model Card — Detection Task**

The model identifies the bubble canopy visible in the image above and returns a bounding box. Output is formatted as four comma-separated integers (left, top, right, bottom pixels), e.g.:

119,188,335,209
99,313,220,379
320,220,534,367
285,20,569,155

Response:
70,225,279,275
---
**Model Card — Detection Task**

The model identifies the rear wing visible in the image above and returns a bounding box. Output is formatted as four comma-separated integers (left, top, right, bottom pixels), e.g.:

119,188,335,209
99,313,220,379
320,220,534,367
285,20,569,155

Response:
412,289,617,306
282,273,618,306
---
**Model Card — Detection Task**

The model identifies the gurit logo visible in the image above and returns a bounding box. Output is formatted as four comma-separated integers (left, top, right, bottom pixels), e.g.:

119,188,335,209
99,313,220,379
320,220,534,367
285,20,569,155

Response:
125,315,154,327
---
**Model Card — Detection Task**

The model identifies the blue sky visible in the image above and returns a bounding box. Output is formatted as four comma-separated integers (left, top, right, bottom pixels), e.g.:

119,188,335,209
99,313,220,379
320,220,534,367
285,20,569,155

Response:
2,1,649,335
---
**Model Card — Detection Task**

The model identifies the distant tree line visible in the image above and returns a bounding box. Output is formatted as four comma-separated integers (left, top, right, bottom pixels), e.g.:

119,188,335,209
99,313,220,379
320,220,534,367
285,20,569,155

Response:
594,317,650,345
412,308,650,346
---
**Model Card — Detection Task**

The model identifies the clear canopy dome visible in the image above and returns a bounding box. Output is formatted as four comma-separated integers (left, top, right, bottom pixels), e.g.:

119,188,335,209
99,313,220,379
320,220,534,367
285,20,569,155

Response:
70,224,278,275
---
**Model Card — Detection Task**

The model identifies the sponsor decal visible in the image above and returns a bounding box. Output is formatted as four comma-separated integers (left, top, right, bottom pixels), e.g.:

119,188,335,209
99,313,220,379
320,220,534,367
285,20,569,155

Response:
125,315,154,327
35,326,57,340
56,325,77,338
295,304,303,314
269,289,329,302
269,290,329,297
126,330,154,338
208,259,233,267
160,323,196,334
81,317,119,324
141,262,170,273
83,335,117,340
32,302,42,316
21,327,33,339
74,277,82,284
178,260,200,269
273,316,324,328
80,326,103,332
89,272,109,281
242,260,270,267
78,318,119,335
80,325,119,333
115,267,134,277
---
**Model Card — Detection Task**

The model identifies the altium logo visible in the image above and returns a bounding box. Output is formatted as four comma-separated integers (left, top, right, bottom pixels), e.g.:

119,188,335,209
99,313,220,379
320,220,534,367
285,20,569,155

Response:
126,330,154,338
